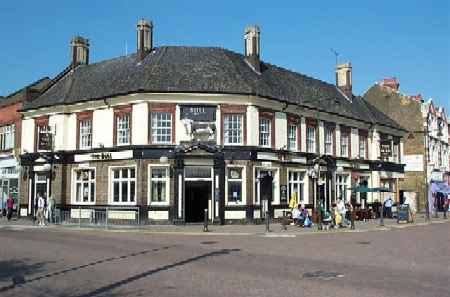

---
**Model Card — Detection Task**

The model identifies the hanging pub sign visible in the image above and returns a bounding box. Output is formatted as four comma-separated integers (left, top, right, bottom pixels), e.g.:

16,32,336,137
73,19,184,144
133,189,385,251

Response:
280,185,288,204
380,140,392,159
38,126,53,151
180,105,216,122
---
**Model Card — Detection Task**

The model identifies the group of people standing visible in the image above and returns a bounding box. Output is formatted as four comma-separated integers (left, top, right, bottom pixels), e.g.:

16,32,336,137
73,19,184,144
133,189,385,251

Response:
1,196,15,221
34,193,56,226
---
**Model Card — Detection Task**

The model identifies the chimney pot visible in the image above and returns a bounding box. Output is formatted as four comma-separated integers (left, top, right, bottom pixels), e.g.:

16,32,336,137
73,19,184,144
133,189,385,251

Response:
137,19,153,60
70,36,89,66
335,62,352,97
244,25,261,72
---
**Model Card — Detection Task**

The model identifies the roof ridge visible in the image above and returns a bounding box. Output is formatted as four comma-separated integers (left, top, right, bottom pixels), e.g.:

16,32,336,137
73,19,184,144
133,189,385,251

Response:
221,49,255,94
4,76,50,98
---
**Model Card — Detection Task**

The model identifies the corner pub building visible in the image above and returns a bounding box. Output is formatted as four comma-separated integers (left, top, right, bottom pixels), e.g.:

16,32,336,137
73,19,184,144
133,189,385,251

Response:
18,19,406,224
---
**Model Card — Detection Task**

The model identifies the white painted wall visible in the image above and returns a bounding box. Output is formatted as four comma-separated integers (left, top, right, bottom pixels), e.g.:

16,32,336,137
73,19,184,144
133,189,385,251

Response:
370,130,380,161
318,121,325,155
21,118,35,153
335,124,341,157
49,114,66,151
93,108,113,148
247,106,258,146
351,128,359,159
215,106,221,145
274,112,287,150
300,117,306,152
66,114,77,150
132,103,148,145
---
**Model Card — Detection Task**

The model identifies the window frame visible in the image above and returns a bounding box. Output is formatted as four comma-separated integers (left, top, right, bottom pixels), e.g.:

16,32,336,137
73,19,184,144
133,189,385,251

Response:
151,112,173,144
259,117,271,147
149,103,176,145
221,105,247,145
113,106,132,146
148,164,170,206
109,165,137,205
335,173,349,203
340,127,350,158
225,165,246,205
71,167,96,205
0,124,15,151
223,114,244,145
324,125,335,156
306,124,316,154
287,169,307,205
358,130,368,160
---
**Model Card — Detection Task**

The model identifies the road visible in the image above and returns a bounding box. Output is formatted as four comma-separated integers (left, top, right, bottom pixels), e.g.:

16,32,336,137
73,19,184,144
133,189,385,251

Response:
0,223,449,297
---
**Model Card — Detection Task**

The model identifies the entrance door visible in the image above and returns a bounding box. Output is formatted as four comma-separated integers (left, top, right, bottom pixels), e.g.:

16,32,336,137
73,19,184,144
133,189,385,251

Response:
185,181,211,223
33,173,49,215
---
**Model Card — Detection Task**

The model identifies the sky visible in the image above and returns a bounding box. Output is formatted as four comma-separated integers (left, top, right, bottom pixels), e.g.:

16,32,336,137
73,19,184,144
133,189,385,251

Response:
0,0,448,112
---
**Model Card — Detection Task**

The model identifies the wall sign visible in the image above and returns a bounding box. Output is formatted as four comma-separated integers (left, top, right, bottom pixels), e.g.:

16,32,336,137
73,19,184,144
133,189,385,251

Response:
280,185,287,203
180,105,216,122
74,150,133,163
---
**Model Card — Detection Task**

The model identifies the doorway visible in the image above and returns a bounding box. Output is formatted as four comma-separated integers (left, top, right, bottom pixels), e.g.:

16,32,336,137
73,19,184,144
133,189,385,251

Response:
185,181,211,223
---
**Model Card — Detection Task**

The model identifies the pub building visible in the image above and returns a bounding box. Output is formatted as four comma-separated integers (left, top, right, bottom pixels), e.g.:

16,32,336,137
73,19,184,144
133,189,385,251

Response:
18,20,406,224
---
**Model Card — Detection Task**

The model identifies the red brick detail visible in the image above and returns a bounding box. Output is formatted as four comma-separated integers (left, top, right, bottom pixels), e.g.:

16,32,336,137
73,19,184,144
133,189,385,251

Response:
148,103,176,144
0,101,22,153
220,105,247,145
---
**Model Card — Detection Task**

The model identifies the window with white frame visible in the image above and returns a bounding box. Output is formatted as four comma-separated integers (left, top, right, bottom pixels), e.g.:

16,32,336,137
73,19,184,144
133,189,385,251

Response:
259,118,271,147
340,130,349,157
149,166,169,204
151,112,172,144
359,135,367,159
325,127,334,155
287,124,297,151
336,174,348,202
0,124,14,150
288,171,305,204
79,119,92,149
223,114,243,145
116,114,130,145
111,167,136,204
73,169,95,203
306,126,316,153
227,167,244,204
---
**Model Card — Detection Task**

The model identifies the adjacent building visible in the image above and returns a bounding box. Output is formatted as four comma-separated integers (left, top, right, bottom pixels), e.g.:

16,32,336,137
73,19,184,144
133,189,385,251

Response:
0,78,50,212
364,78,449,210
18,20,406,224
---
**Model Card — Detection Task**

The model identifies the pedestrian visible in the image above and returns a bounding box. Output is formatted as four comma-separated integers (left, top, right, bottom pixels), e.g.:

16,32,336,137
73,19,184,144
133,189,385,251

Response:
6,196,14,221
47,196,56,224
36,193,46,226
336,199,347,227
384,196,393,218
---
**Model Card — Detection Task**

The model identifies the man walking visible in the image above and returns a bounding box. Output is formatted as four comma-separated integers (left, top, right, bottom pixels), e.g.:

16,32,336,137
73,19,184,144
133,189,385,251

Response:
384,196,393,218
36,193,46,226
47,196,56,223
6,196,14,221
337,198,347,227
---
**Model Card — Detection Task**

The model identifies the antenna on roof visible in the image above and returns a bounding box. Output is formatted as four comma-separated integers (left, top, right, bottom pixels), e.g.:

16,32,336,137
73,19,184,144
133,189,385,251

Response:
330,48,339,66
125,40,128,56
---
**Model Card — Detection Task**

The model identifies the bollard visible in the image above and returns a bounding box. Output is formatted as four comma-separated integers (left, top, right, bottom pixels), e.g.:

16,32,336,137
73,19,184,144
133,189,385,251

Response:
203,209,209,232
379,204,384,226
105,207,109,229
265,211,270,233
350,209,355,230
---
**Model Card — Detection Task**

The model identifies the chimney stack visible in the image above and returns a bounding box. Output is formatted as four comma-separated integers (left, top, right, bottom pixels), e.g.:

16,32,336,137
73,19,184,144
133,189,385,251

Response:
335,62,352,97
137,19,153,60
70,36,89,66
380,77,400,91
244,25,261,72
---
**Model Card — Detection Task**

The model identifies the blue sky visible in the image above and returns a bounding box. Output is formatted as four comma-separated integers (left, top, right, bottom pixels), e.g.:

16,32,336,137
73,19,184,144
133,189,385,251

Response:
0,0,448,112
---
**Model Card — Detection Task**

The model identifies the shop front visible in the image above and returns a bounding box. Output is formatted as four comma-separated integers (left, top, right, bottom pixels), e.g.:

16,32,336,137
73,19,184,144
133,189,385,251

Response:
0,157,19,213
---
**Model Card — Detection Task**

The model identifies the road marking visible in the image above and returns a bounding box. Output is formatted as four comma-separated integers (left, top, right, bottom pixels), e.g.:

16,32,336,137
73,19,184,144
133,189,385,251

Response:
261,233,296,238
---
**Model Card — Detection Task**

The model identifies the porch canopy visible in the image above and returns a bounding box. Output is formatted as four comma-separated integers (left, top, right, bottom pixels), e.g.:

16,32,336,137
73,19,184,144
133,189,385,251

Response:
349,186,392,193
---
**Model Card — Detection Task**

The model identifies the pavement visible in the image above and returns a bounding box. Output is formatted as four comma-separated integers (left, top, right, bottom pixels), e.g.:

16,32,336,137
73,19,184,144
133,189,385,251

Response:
0,218,449,297
0,214,448,237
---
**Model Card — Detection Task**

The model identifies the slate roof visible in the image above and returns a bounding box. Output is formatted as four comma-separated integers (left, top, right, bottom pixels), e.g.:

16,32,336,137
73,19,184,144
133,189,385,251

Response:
1,77,50,107
22,46,404,131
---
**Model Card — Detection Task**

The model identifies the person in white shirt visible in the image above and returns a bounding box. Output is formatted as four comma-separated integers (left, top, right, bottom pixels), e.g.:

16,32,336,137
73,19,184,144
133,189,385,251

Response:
336,199,347,227
36,194,46,226
384,196,393,218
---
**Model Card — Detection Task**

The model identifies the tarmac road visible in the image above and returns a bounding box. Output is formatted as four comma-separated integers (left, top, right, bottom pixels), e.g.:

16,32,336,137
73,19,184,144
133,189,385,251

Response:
0,222,449,297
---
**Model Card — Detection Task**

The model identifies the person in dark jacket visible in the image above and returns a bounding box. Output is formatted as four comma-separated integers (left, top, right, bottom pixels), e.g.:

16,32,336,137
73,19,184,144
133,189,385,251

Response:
6,196,14,221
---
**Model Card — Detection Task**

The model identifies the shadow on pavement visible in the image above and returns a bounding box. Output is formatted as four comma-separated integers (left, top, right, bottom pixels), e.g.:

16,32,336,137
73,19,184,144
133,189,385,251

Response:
74,248,241,297
0,245,176,293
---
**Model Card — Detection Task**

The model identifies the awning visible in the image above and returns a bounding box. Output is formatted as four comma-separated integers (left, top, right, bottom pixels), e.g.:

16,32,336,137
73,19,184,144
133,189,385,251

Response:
430,181,450,194
0,157,18,168
350,186,392,193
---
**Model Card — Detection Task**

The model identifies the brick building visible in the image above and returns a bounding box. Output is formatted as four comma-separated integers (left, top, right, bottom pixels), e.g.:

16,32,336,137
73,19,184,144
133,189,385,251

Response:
18,20,406,224
0,78,50,213
364,78,449,211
